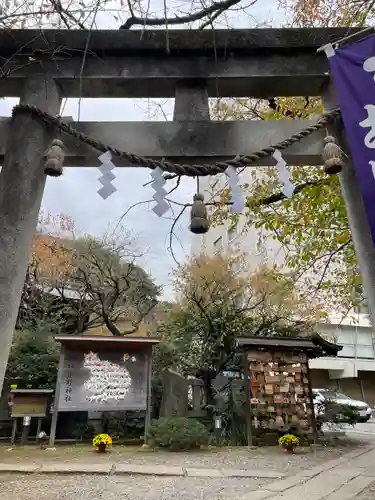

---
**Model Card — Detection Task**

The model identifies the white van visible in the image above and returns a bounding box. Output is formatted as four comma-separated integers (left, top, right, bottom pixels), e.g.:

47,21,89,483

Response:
312,388,372,423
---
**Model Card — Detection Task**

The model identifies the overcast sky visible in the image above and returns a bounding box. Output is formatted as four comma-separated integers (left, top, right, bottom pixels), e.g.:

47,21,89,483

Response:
0,0,285,300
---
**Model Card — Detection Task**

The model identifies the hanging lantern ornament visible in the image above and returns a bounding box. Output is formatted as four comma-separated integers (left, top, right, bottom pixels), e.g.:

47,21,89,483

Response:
190,193,209,234
44,138,64,177
322,135,344,175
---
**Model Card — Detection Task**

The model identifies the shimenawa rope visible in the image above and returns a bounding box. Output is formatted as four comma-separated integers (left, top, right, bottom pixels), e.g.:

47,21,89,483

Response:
12,104,342,178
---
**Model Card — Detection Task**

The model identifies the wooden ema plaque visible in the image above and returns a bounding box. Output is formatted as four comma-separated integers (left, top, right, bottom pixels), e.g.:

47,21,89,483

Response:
247,351,313,432
247,351,272,363
249,362,264,372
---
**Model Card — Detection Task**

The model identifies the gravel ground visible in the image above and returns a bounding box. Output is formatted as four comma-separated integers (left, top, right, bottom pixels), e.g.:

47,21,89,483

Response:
0,441,361,476
354,481,375,500
0,473,270,500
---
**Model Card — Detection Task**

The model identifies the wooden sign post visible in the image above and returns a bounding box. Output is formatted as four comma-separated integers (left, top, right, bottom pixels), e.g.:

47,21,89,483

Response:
9,389,53,445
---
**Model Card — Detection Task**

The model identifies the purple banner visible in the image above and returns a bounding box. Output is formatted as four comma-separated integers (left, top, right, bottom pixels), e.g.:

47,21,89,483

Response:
327,34,375,246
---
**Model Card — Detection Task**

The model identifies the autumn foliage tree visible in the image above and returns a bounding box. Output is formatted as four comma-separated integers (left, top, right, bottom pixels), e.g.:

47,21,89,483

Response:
285,0,375,27
17,212,159,337
157,253,324,402
30,210,75,283
58,235,160,336
17,211,76,334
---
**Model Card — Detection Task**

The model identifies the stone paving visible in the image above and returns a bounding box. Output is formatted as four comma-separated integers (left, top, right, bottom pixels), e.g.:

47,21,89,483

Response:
0,460,285,478
0,442,355,476
355,481,375,500
0,441,373,499
238,446,375,500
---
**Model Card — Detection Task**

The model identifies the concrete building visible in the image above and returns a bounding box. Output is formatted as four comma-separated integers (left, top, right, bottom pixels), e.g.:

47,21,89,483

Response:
192,172,375,406
310,310,375,406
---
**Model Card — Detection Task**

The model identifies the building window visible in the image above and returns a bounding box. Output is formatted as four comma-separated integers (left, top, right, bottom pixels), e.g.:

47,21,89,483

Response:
213,236,223,253
227,223,237,243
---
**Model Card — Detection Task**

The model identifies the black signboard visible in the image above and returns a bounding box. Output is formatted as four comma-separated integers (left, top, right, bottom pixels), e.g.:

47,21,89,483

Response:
57,349,147,412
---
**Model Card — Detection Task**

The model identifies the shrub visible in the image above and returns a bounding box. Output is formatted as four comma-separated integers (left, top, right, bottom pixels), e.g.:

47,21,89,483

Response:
72,422,95,442
101,412,145,440
316,400,358,428
124,411,145,439
148,417,209,451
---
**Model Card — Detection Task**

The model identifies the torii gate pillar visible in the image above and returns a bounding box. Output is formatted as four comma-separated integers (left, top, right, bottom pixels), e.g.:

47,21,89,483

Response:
324,83,375,326
0,74,61,393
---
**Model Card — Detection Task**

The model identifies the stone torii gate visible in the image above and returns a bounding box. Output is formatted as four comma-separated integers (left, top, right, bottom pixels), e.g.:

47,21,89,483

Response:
0,28,373,393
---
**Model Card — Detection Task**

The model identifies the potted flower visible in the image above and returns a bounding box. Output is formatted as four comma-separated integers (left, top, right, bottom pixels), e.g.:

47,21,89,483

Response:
92,433,112,453
279,434,299,453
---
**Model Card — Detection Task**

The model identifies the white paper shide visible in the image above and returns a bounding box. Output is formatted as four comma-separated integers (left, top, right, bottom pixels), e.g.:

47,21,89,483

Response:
225,165,245,213
97,151,117,200
273,149,295,199
150,166,169,217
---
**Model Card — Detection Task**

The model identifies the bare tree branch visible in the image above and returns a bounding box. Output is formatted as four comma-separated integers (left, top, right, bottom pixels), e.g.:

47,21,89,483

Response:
49,0,87,29
252,178,330,207
120,0,245,29
314,240,352,292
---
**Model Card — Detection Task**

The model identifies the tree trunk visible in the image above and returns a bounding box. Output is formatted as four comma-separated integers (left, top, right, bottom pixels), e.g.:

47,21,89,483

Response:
200,369,216,428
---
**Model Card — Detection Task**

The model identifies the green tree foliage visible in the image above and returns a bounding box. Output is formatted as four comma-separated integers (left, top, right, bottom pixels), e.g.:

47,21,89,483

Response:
209,59,367,312
6,330,60,389
241,1,375,310
207,2,375,313
241,156,357,312
259,2,375,310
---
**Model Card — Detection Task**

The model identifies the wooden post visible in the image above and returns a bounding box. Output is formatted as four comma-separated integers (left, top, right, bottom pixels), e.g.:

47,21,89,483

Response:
21,416,31,444
191,379,206,417
306,362,318,444
10,418,17,445
144,351,152,443
243,352,253,446
0,74,61,394
49,345,65,446
36,417,42,439
359,376,366,402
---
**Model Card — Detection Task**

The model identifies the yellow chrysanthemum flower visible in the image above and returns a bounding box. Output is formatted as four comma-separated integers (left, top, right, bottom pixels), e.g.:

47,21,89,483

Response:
93,433,113,447
279,434,299,447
